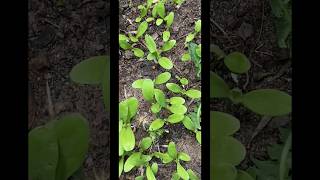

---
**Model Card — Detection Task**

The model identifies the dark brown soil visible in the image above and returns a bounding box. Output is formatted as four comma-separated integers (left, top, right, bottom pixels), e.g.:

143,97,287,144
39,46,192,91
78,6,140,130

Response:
119,0,201,179
28,0,110,179
210,0,291,169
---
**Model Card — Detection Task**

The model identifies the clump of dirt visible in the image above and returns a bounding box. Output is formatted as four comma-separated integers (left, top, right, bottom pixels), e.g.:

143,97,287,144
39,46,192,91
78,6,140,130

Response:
28,0,110,178
210,0,291,169
119,0,201,179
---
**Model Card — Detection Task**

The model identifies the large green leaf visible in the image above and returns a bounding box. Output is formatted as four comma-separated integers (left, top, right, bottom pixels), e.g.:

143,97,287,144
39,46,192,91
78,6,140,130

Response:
184,89,201,99
162,40,176,52
159,57,173,70
166,83,182,93
145,34,157,53
210,111,246,180
177,162,189,180
120,126,135,152
101,56,110,111
139,137,153,151
167,142,177,159
240,89,292,116
194,20,201,33
51,114,89,180
124,152,144,172
178,152,191,162
167,114,184,123
210,72,230,98
155,72,171,84
156,1,165,18
163,31,170,42
164,12,174,27
146,165,156,180
132,79,144,89
142,79,155,101
119,157,124,177
70,56,107,84
170,97,185,105
154,89,166,107
126,97,139,121
132,48,145,58
224,52,251,74
149,119,165,131
136,21,148,38
168,104,187,114
28,126,58,180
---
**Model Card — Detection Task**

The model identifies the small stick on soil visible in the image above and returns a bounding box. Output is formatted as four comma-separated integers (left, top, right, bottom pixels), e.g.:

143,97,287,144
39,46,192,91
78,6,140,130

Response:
46,79,55,118
124,86,128,99
243,72,250,90
43,18,60,29
211,19,230,39
248,116,273,145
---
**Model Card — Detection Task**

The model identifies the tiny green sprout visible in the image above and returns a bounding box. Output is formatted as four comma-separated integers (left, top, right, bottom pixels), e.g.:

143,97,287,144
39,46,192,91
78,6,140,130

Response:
132,48,144,58
162,40,176,52
181,53,191,61
163,31,170,42
136,21,148,38
119,34,131,50
155,72,171,85
156,18,164,26
158,57,173,69
156,1,166,18
146,17,154,22
164,12,174,28
194,20,201,34
185,33,195,44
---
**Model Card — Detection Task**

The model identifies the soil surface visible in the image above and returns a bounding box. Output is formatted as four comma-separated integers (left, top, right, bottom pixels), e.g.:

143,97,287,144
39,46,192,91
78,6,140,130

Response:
210,0,292,169
119,0,201,179
28,0,110,179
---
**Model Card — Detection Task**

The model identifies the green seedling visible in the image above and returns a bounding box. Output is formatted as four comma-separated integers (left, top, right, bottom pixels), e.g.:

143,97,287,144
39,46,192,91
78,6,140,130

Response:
247,127,292,180
119,137,159,179
29,114,89,180
184,20,201,46
144,34,176,69
119,97,139,153
210,111,254,180
153,142,199,180
70,56,110,111
172,0,185,7
269,0,292,49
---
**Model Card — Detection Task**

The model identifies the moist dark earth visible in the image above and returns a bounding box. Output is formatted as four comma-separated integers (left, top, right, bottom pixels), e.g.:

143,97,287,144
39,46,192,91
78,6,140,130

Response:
210,0,292,169
28,0,110,179
119,0,201,179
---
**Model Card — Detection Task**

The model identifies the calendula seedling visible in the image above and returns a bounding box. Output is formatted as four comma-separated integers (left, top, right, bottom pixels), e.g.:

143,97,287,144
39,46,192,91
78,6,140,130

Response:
153,142,199,179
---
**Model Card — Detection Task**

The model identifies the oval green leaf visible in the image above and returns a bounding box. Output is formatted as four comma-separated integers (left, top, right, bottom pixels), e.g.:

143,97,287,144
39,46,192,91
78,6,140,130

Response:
158,57,173,69
149,119,165,131
142,79,154,101
169,97,185,105
163,31,170,42
240,89,292,116
184,89,201,99
120,126,135,152
166,83,182,93
154,89,166,107
167,114,184,123
132,48,144,58
70,56,107,84
162,40,176,52
224,52,251,74
155,72,171,84
178,152,191,162
145,34,157,53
